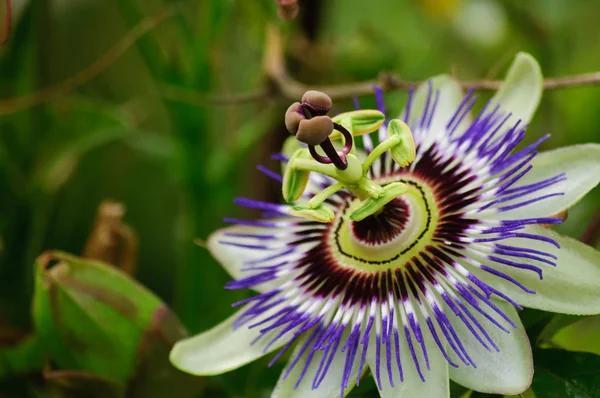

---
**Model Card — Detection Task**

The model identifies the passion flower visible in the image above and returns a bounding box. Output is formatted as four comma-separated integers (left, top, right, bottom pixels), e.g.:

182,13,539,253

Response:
170,53,600,397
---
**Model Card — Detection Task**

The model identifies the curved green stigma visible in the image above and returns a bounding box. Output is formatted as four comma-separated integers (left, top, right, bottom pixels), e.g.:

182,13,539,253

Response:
283,112,416,223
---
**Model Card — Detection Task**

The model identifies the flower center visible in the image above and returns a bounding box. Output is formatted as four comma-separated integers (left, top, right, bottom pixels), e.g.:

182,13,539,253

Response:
350,197,410,245
327,176,440,273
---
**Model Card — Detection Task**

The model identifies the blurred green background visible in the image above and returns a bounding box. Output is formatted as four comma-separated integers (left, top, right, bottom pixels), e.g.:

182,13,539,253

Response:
0,0,599,397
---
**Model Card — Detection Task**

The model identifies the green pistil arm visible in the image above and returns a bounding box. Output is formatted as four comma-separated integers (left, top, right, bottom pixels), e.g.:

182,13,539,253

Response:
291,157,339,180
349,182,408,221
363,119,416,173
358,177,384,198
362,135,401,173
308,182,345,208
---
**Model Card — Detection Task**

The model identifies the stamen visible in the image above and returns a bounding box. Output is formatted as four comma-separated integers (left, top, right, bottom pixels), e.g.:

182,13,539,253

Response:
419,80,433,129
446,88,474,131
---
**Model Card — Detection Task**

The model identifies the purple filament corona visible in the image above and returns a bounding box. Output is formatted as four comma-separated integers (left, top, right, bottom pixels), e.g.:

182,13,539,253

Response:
219,84,562,395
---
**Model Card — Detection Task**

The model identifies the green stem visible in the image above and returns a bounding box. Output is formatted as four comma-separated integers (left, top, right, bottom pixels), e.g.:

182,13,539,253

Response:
23,193,53,293
114,1,167,80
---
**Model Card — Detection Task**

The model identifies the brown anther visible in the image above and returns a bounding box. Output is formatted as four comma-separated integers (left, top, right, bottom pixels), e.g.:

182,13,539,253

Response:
284,102,303,135
301,90,332,114
296,116,334,146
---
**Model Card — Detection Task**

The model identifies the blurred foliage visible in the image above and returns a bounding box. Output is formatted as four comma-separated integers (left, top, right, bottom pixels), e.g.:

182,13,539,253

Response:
0,0,598,397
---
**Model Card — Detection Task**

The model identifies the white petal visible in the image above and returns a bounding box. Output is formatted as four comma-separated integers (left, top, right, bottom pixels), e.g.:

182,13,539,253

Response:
474,226,600,315
271,335,361,398
485,144,600,220
490,52,543,127
366,327,449,397
403,75,469,137
170,307,289,375
448,299,533,395
208,223,295,293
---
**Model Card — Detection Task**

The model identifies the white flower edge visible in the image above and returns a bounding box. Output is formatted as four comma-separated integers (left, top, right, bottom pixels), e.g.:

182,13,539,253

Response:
271,334,363,398
366,324,450,398
472,225,600,315
487,143,600,220
402,74,469,137
490,52,543,128
170,306,289,375
207,224,291,293
448,299,533,395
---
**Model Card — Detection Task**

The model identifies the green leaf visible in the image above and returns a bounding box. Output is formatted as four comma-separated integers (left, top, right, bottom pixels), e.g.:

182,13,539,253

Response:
31,251,201,396
36,127,135,193
124,134,177,164
126,305,203,398
537,314,583,345
449,380,470,398
0,334,45,379
34,99,139,193
229,106,280,155
205,106,279,183
32,252,162,385
43,369,123,398
545,316,600,357
531,349,600,398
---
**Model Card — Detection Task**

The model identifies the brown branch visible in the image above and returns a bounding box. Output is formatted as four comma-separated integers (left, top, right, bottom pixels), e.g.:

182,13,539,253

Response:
266,61,600,101
581,207,600,246
0,5,178,115
457,72,600,91
8,11,599,112
190,26,600,107
264,25,600,98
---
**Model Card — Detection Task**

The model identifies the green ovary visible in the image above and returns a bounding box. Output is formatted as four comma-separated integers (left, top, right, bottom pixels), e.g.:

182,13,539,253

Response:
327,178,440,273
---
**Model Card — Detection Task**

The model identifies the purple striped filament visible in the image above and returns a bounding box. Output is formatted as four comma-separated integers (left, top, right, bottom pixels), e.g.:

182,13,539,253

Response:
221,84,561,395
